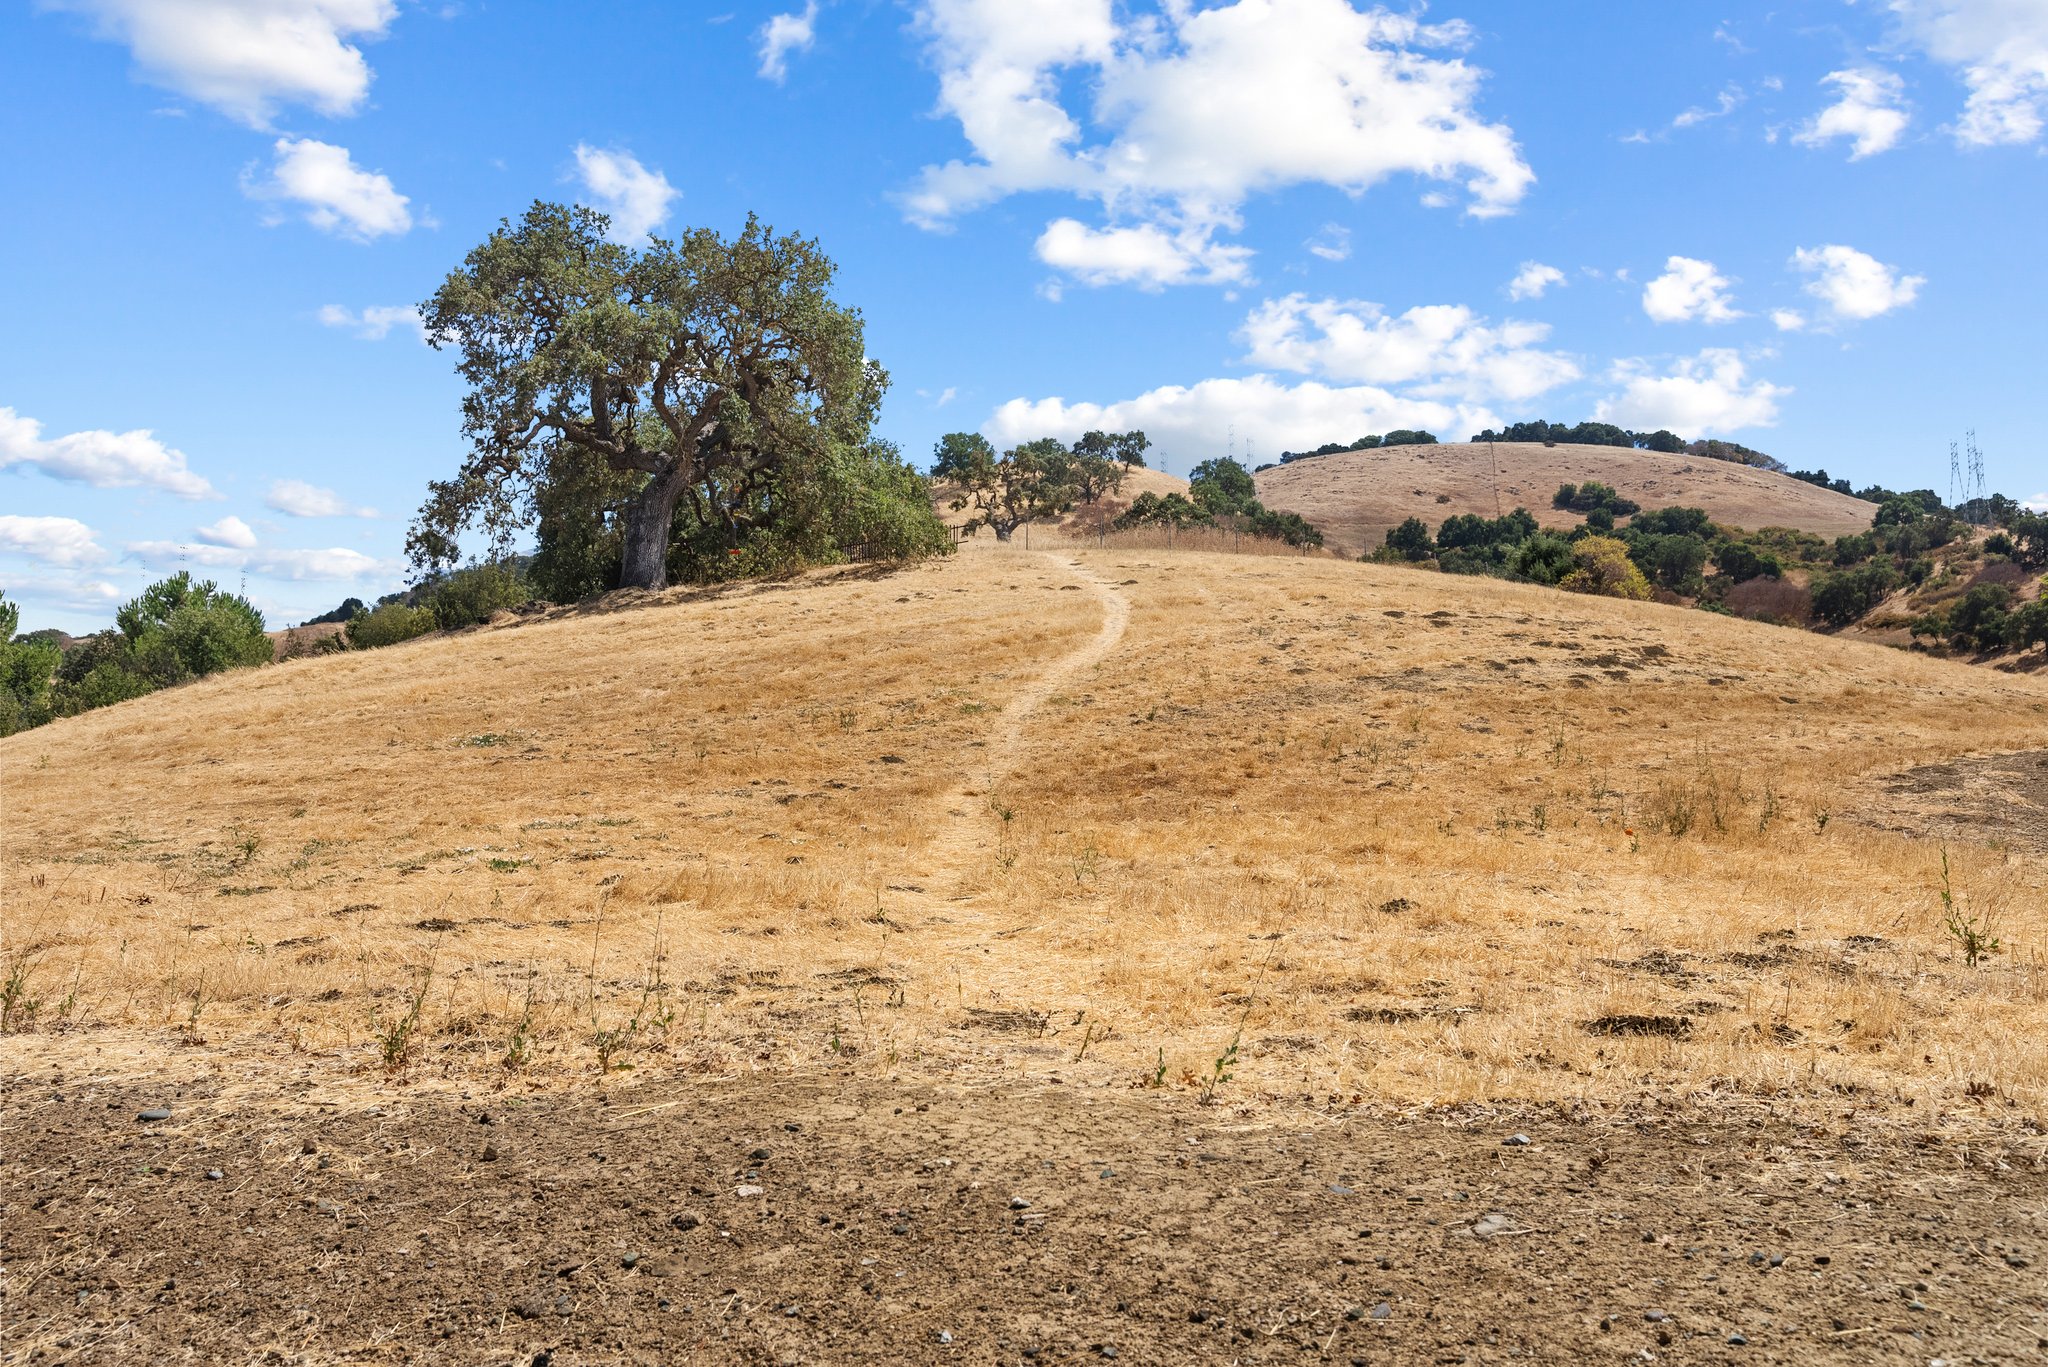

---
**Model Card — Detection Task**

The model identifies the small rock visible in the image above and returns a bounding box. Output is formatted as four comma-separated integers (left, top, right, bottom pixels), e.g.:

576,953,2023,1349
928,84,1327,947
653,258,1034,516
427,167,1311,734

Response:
936,1330,953,1344
1471,1212,1516,1238
1644,1310,1668,1323
891,1222,910,1235
1010,1197,1031,1210
750,1147,771,1161
204,1169,224,1181
1907,1300,1927,1312
735,1184,764,1198
137,1108,171,1123
1099,1348,1118,1360
671,1211,702,1232
2006,1255,2031,1269
1100,1168,1115,1180
620,1253,640,1269
511,1296,548,1321
1370,1303,1391,1321
479,1143,499,1163
1502,1134,1531,1147
553,1295,573,1317
1728,1333,1748,1346
1768,1253,1785,1268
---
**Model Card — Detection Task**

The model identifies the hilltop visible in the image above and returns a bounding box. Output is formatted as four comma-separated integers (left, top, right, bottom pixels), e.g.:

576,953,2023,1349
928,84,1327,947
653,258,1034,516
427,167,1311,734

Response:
1256,441,1881,554
930,463,1191,536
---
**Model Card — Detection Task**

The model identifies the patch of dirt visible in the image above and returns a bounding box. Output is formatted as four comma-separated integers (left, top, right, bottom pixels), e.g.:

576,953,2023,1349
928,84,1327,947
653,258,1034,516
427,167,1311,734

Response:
1863,749,2048,852
1583,1014,1693,1039
3,1076,2043,1364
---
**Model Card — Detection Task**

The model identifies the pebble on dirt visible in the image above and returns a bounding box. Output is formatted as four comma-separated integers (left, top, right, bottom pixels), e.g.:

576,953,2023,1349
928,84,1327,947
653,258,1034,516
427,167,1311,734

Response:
137,1108,171,1123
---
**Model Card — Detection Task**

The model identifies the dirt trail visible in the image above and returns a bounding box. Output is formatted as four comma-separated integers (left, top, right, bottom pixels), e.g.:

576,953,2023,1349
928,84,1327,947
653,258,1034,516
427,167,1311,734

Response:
906,549,1130,901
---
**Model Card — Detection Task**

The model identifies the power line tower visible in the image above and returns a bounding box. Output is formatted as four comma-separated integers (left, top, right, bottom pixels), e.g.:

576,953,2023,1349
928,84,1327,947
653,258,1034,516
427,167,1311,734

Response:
1949,439,1963,510
1966,430,1987,516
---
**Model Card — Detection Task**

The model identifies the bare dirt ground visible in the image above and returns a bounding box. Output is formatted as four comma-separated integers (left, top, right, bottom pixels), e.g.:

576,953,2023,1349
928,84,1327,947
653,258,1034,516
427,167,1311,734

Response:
1254,445,1880,555
1859,749,2048,853
5,1069,2045,1366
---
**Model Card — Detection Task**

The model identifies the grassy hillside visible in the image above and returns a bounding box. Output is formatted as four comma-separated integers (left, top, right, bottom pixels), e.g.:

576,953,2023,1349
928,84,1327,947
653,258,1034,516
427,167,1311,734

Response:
1257,442,1880,555
6,542,2045,1113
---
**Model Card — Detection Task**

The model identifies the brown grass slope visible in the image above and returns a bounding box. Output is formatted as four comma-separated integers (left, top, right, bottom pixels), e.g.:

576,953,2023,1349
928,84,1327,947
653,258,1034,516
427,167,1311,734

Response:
1256,442,1881,555
5,544,2047,1118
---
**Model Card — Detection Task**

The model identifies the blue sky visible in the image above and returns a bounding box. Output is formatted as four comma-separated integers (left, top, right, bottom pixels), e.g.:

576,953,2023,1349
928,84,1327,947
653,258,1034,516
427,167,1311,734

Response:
4,0,2046,631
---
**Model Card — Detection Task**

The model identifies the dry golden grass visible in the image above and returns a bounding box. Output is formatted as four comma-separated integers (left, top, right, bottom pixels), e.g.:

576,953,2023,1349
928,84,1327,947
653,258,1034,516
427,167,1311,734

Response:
5,542,2047,1122
1256,442,1881,554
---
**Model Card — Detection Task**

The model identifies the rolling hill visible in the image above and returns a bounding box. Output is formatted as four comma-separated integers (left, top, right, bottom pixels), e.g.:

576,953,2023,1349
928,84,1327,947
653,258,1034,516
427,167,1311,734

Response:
1255,441,1882,555
7,541,2047,1363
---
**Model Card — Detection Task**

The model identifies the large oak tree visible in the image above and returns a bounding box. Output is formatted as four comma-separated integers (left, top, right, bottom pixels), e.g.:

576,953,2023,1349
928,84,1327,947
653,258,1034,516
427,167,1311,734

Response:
409,202,883,590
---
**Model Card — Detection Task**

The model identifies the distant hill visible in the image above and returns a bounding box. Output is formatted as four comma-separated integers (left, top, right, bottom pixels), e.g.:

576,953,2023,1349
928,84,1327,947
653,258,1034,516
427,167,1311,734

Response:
1255,442,1879,555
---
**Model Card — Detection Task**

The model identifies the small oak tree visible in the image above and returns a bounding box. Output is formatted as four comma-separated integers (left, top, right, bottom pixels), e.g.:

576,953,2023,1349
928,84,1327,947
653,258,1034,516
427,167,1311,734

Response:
936,434,1077,540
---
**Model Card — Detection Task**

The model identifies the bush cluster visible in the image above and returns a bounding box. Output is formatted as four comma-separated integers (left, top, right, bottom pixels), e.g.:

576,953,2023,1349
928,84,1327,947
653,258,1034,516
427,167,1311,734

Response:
0,574,274,736
1114,458,1323,547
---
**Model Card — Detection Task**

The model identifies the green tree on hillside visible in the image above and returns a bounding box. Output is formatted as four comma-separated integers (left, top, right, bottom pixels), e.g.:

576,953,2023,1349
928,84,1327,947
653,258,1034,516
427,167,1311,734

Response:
1384,517,1436,562
940,434,1076,540
1069,430,1150,503
1188,457,1259,516
410,202,940,590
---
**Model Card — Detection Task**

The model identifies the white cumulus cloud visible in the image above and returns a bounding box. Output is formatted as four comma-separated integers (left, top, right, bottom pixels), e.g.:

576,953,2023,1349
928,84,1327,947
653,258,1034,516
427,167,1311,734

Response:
196,515,259,549
906,0,1532,287
317,303,426,342
244,137,412,239
1795,68,1911,159
984,373,1490,467
1772,308,1809,332
1238,295,1580,404
43,0,397,127
1885,0,2048,146
1034,219,1253,288
0,515,108,567
265,478,376,518
1642,256,1743,324
758,1,819,83
1506,261,1565,301
1792,244,1925,321
1594,349,1788,437
571,145,680,244
0,405,217,499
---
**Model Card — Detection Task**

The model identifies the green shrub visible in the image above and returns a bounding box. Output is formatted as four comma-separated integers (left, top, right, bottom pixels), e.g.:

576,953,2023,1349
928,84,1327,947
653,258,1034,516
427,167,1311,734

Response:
1811,563,1899,626
0,597,59,735
1553,481,1640,518
1383,517,1436,562
424,562,532,630
1714,542,1782,583
113,572,272,684
1510,535,1576,585
346,602,439,650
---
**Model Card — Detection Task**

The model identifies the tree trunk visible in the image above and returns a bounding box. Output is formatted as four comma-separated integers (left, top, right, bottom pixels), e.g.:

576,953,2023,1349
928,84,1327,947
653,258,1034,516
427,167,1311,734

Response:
993,523,1014,542
619,466,689,590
